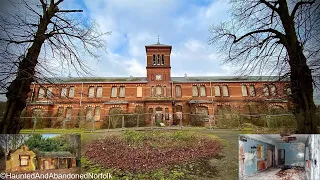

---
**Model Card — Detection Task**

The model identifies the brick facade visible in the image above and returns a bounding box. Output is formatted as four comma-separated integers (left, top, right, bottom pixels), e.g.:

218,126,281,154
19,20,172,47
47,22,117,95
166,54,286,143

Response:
25,42,291,128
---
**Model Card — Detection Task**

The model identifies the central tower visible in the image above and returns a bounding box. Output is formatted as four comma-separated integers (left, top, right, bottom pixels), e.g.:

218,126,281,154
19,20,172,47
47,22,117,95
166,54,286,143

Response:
145,40,172,83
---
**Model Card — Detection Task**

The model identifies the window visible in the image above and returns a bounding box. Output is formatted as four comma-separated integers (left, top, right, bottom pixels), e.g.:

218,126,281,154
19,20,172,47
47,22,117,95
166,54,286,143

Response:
163,86,166,96
241,85,248,96
111,86,117,97
119,86,125,97
156,74,162,80
88,86,95,98
153,55,156,65
270,84,277,96
137,86,142,97
46,87,53,98
38,87,45,99
263,85,269,96
162,55,164,65
200,85,206,97
32,108,43,119
192,85,198,97
257,145,263,159
222,85,229,96
165,108,169,120
151,86,155,96
157,54,160,65
57,107,64,121
86,107,93,121
287,87,292,95
96,86,102,98
20,155,29,166
94,107,101,121
214,86,221,96
156,85,162,95
65,107,72,121
61,87,67,98
175,85,182,97
69,86,75,98
249,85,255,96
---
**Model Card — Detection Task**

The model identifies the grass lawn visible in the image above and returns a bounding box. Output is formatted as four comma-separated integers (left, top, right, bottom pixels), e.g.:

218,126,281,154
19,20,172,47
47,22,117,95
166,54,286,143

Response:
81,128,239,180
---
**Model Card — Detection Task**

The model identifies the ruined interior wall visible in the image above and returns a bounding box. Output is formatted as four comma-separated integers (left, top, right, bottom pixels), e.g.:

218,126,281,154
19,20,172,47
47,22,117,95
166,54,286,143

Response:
278,143,305,167
306,135,320,180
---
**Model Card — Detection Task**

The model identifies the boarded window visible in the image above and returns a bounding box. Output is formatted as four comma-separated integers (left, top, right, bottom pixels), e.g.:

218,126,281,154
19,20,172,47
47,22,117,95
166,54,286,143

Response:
65,107,72,121
249,85,255,96
175,85,181,97
111,86,117,97
69,86,75,98
94,107,101,121
38,87,45,99
137,86,142,97
86,107,93,121
153,55,156,65
96,86,102,98
119,86,125,97
192,85,198,97
156,74,162,80
270,85,277,96
151,86,155,96
287,87,292,95
163,86,166,96
200,85,206,96
20,155,29,166
88,86,95,98
162,55,165,65
222,85,229,96
214,86,221,96
61,87,67,98
241,85,248,96
263,85,269,96
46,87,53,98
156,86,162,95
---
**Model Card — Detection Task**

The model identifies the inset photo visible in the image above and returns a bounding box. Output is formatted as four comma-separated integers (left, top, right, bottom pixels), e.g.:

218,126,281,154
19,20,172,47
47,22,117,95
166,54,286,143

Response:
0,134,81,179
239,134,320,180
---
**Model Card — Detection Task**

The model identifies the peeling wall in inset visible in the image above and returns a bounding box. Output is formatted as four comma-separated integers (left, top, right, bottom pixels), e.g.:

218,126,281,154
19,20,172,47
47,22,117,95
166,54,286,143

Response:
278,143,305,167
306,135,320,180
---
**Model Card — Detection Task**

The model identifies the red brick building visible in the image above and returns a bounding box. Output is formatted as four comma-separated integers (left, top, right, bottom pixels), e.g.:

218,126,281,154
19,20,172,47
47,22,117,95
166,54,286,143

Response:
25,42,291,128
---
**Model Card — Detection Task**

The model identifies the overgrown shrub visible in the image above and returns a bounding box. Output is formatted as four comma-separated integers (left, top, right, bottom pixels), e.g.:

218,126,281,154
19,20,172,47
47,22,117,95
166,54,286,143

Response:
189,114,207,126
265,115,297,129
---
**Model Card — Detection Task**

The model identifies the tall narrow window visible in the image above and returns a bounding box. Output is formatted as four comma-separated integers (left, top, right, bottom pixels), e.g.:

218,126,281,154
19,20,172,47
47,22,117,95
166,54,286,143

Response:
46,87,53,98
111,86,117,97
214,86,221,97
200,85,206,97
57,107,64,121
222,85,229,96
38,87,45,99
286,87,292,95
163,86,166,96
165,108,169,120
61,87,67,98
156,85,162,95
157,54,160,65
86,107,93,121
175,85,182,97
96,86,102,98
249,85,255,96
153,54,156,65
263,85,269,96
94,107,101,121
88,86,94,98
151,86,155,96
241,85,248,96
119,86,125,97
192,85,198,97
137,86,142,97
162,55,164,65
69,86,75,98
65,107,72,121
270,85,277,96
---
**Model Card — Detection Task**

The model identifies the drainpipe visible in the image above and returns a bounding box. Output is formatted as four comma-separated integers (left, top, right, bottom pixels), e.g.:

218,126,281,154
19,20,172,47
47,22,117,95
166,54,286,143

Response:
80,82,84,107
210,81,215,128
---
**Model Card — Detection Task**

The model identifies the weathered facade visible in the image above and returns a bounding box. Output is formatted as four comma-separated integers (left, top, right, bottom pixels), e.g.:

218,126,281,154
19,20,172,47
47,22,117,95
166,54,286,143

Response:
6,145,76,172
25,42,291,128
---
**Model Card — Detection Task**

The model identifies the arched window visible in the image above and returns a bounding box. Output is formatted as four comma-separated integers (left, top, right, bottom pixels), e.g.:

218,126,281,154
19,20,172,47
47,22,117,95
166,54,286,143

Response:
175,85,182,97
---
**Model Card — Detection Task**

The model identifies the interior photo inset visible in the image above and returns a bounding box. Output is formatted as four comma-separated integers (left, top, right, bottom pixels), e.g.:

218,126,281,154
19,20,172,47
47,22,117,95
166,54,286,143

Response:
239,134,320,180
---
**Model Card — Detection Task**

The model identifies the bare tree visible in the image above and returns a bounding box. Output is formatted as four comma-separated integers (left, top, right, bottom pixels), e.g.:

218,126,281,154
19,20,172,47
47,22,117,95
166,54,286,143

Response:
0,0,110,133
209,0,320,133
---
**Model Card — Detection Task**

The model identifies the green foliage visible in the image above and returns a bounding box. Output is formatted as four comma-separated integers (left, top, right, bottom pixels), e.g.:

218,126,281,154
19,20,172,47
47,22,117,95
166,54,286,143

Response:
170,131,195,141
25,134,70,152
123,130,147,143
264,115,297,128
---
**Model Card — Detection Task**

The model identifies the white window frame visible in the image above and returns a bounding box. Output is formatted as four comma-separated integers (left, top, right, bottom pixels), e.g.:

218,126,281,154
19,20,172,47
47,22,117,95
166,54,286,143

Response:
111,86,117,97
88,86,95,98
200,85,206,97
241,85,248,97
222,85,229,96
119,86,125,97
192,85,198,97
69,86,75,98
214,86,221,97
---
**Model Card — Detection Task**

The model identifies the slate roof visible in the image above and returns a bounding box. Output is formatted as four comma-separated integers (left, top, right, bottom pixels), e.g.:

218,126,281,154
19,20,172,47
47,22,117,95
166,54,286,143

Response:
36,151,75,158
